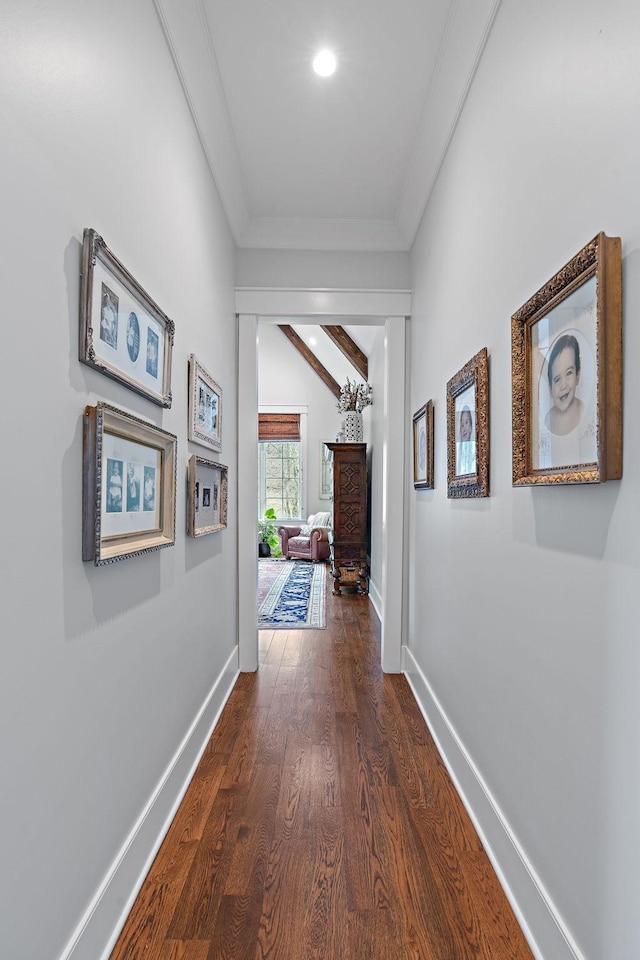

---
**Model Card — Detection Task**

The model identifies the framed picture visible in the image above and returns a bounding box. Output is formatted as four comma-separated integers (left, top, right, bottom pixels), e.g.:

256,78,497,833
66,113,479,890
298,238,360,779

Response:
447,348,490,498
82,403,177,565
412,401,434,489
188,355,222,452
512,232,622,485
319,441,334,499
79,228,175,407
187,455,228,536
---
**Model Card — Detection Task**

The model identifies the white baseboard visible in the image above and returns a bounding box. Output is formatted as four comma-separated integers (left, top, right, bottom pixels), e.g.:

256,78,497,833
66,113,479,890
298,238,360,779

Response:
368,576,382,622
403,646,584,960
59,646,239,960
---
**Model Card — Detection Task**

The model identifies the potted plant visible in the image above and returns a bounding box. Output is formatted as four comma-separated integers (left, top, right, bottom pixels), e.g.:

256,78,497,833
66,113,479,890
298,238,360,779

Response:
258,507,280,558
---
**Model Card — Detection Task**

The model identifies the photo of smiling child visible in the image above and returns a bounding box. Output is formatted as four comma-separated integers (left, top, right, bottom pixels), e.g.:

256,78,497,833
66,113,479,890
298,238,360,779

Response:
535,324,597,470
545,334,584,436
455,385,476,477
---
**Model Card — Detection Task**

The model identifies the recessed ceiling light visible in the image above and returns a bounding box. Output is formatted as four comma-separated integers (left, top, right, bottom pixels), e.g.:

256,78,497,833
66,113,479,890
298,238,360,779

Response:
308,336,317,346
312,49,337,78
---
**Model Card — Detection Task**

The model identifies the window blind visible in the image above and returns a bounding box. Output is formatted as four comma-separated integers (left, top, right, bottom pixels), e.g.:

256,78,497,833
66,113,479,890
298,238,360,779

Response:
258,413,301,441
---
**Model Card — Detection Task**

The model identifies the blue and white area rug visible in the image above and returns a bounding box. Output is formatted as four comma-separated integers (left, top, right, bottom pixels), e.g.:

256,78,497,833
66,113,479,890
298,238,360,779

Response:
258,560,326,629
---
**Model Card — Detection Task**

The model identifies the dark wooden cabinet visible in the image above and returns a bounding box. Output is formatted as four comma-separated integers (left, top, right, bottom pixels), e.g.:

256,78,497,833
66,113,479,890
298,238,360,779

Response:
326,442,369,595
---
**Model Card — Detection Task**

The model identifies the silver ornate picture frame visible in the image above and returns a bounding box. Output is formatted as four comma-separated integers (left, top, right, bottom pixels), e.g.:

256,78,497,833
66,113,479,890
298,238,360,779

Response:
82,403,177,565
187,455,228,537
80,228,174,407
188,354,223,452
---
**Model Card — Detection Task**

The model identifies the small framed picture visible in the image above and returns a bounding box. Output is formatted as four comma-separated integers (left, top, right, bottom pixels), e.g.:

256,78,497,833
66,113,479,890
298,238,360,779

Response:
187,455,228,536
512,232,622,485
447,348,490,498
79,229,175,406
188,354,222,453
82,403,177,565
412,401,434,489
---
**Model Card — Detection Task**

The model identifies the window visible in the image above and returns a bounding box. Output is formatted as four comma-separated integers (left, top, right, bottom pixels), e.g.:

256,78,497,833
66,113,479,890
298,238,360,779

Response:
257,411,304,520
258,441,301,518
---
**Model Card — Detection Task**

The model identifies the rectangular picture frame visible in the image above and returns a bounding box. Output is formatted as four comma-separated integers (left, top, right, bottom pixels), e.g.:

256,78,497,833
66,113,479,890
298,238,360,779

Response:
319,441,334,499
79,228,174,407
83,402,177,565
447,347,490,498
188,354,223,453
412,400,434,489
187,455,228,537
512,232,622,485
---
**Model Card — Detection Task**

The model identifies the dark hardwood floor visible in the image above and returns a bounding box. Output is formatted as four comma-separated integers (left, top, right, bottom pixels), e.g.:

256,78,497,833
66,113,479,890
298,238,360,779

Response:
110,567,534,960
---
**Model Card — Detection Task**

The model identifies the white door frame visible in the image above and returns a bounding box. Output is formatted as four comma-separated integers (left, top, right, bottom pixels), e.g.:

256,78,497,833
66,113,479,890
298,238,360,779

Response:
236,287,411,673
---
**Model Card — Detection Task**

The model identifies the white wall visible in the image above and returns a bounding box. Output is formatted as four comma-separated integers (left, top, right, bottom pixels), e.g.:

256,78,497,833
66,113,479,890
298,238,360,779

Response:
0,3,238,959
406,2,640,959
238,248,410,290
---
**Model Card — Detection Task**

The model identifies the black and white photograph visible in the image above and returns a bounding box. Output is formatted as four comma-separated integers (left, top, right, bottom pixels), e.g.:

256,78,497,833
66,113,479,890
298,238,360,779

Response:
146,328,159,379
530,280,597,472
202,487,211,508
126,462,142,512
197,379,219,433
106,458,123,513
126,311,140,362
447,348,490,499
194,481,200,513
455,384,476,477
143,465,156,512
100,283,119,349
80,228,174,407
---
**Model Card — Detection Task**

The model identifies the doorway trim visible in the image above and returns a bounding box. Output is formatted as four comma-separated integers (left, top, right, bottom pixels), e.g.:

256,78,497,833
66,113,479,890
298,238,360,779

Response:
237,287,411,673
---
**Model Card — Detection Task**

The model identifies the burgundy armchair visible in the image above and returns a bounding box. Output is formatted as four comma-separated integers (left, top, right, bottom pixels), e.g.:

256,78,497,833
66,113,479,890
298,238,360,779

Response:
278,512,332,562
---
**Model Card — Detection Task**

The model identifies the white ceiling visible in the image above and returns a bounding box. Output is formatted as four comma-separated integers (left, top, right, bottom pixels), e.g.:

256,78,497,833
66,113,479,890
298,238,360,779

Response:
154,0,499,251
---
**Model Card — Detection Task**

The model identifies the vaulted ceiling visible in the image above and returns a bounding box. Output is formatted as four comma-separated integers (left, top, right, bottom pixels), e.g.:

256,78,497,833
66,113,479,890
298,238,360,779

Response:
154,0,499,252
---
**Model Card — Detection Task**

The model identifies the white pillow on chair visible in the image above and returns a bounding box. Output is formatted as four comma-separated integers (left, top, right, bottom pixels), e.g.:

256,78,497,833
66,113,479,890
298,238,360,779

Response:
299,511,331,536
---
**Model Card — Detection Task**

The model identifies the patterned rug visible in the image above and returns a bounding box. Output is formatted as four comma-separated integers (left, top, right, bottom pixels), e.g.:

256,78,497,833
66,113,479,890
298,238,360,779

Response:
258,560,326,629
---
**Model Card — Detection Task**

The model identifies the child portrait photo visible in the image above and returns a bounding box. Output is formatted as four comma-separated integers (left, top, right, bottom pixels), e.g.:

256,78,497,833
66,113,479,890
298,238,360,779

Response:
530,275,597,471
455,384,476,477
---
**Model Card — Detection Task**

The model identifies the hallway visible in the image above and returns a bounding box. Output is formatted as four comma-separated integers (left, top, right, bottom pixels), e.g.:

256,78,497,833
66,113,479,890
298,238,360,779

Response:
110,571,534,960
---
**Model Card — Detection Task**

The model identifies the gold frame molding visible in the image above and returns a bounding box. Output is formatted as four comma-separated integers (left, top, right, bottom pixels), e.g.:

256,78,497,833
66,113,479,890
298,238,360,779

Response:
413,400,434,490
511,232,622,486
447,348,490,499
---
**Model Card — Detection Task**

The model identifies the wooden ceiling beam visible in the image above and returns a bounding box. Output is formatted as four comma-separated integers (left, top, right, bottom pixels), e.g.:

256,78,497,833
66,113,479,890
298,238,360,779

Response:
278,325,341,399
321,325,368,380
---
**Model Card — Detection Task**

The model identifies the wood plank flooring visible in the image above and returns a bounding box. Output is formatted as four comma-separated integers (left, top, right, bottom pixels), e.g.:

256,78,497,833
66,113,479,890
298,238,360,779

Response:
110,568,534,960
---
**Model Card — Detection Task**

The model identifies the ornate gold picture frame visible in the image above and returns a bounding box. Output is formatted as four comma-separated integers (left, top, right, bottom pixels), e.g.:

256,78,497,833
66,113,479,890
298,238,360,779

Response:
447,348,489,498
413,400,434,489
512,232,622,486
